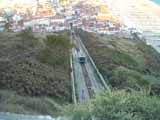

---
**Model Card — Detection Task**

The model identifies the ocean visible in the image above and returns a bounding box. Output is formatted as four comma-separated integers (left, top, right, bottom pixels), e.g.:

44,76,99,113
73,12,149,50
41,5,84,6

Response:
152,0,160,4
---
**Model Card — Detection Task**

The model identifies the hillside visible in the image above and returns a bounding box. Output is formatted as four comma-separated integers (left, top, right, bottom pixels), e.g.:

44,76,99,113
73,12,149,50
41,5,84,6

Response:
0,29,71,115
78,31,160,94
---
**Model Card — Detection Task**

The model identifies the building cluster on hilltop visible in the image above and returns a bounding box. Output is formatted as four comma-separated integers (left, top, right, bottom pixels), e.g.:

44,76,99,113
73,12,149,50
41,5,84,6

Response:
0,0,123,34
71,1,122,34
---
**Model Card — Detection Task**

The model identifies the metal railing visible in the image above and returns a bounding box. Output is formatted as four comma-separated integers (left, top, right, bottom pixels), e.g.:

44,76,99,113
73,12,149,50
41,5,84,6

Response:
70,32,77,104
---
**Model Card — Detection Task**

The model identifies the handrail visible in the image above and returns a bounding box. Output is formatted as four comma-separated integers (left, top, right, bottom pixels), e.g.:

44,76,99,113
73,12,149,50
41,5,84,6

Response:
70,32,77,104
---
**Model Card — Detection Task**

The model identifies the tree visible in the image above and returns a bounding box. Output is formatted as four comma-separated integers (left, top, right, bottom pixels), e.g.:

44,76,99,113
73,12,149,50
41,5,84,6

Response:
3,11,13,32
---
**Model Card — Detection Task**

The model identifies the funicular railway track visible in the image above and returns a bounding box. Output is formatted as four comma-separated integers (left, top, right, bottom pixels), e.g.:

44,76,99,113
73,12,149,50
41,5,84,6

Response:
72,29,105,101
81,63,95,98
71,29,110,103
71,31,95,101
73,31,95,99
73,31,100,100
75,35,95,99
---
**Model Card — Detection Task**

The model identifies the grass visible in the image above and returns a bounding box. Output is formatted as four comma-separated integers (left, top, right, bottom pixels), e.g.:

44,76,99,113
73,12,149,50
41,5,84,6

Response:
78,31,160,94
0,30,71,115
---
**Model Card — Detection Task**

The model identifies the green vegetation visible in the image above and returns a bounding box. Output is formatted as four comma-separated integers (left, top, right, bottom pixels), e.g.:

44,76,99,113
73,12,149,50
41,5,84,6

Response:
2,12,13,32
1,29,160,119
0,30,71,115
0,90,63,116
38,33,72,67
67,91,160,120
59,30,160,120
78,31,160,94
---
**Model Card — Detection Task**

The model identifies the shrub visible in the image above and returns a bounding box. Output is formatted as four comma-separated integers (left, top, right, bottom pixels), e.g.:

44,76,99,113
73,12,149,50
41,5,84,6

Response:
0,32,71,107
68,91,160,120
38,34,71,67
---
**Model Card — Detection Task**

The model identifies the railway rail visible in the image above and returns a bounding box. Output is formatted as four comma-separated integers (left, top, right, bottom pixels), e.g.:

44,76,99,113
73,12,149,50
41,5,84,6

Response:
81,63,95,98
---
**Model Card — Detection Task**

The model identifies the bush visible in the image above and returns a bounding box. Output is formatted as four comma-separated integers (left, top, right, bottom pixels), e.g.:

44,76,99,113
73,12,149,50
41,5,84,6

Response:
17,27,35,40
16,27,39,49
45,34,71,49
38,34,71,67
0,90,63,115
110,67,150,90
0,32,71,107
68,91,160,120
